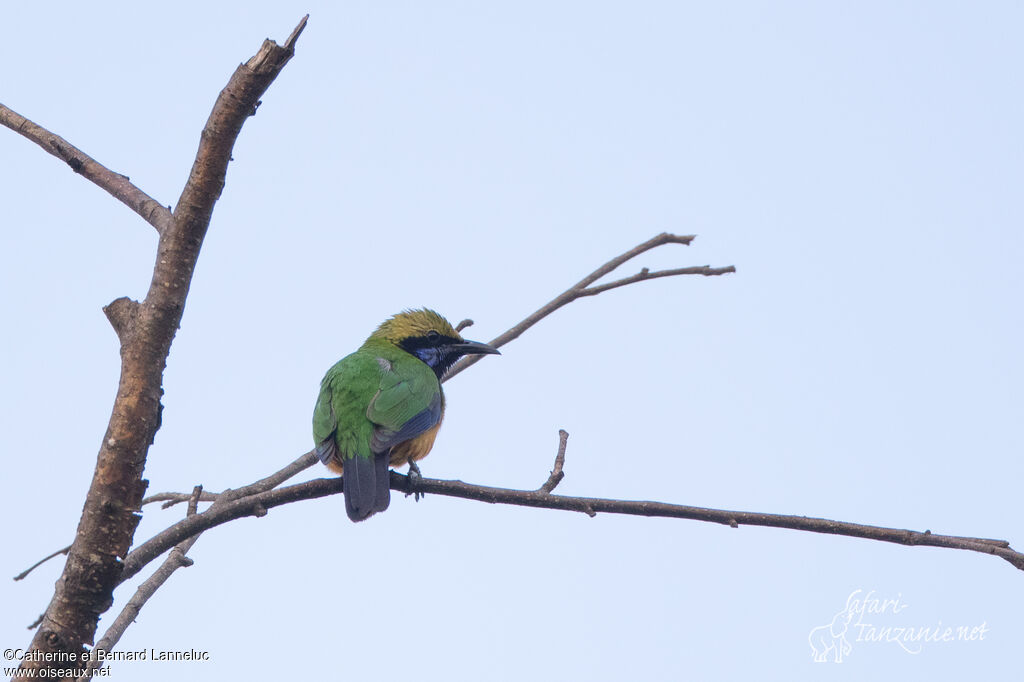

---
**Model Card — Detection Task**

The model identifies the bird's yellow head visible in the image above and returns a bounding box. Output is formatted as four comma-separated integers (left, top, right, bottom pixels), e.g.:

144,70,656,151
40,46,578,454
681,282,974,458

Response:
368,309,500,378
371,309,460,345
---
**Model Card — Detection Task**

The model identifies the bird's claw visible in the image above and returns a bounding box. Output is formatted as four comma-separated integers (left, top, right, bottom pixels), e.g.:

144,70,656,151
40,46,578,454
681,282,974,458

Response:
406,461,424,501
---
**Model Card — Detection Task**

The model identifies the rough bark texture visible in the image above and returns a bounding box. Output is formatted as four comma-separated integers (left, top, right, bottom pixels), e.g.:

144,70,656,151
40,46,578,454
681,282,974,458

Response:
18,19,306,678
0,105,172,233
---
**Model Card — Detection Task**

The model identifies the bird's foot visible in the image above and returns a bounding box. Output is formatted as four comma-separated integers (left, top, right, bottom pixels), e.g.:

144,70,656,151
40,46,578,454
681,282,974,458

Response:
406,461,425,501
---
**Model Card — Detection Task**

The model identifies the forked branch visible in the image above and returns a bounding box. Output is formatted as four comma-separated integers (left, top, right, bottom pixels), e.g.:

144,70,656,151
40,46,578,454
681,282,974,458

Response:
446,232,735,379
80,487,206,678
10,16,309,675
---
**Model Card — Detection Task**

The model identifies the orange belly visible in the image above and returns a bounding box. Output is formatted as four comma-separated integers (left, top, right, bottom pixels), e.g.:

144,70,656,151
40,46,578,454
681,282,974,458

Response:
325,422,443,474
388,421,442,467
327,394,445,474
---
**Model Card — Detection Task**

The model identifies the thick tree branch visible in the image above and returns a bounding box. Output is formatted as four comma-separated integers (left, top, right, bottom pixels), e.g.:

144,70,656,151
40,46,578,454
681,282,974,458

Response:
445,232,735,380
101,297,141,343
0,104,173,234
17,17,308,676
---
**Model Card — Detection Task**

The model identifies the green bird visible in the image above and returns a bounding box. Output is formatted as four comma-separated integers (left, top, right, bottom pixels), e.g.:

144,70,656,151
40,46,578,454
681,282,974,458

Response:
313,309,500,521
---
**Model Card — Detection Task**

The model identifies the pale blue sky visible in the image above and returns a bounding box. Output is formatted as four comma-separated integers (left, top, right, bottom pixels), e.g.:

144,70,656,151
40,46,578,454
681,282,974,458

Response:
2,2,1022,680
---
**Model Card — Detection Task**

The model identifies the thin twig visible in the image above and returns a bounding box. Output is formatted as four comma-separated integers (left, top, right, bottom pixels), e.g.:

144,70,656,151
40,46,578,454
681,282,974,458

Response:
143,490,221,509
144,450,318,509
15,490,223,582
0,104,173,234
13,545,71,582
81,486,205,678
581,265,736,297
445,233,734,380
537,430,569,494
223,450,318,501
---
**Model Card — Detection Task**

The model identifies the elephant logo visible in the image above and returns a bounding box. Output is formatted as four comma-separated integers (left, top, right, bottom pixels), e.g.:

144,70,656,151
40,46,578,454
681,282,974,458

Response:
808,592,859,663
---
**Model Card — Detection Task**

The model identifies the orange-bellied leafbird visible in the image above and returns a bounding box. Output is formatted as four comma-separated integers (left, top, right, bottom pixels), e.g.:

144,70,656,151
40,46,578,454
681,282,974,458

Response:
312,309,499,521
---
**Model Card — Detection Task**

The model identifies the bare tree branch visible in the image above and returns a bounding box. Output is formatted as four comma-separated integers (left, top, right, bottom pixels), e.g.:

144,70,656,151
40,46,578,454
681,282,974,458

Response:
80,488,205,679
15,17,308,674
117,464,1024,585
113,450,316,581
12,546,71,582
400,476,1024,571
225,449,318,499
445,232,735,380
581,264,736,297
537,430,569,494
14,489,224,584
0,104,173,234
145,450,318,510
145,491,220,510
119,478,344,583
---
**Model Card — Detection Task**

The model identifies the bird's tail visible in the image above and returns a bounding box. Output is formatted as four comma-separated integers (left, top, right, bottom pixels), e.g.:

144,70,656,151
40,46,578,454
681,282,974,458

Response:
342,452,391,522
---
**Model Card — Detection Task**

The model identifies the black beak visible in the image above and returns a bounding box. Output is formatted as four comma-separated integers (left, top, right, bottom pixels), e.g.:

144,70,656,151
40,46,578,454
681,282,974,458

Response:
450,339,501,357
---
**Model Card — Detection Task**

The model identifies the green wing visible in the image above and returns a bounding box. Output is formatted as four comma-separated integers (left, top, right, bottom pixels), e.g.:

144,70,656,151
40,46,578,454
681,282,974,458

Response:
366,356,442,453
312,372,340,464
313,352,380,463
313,351,441,463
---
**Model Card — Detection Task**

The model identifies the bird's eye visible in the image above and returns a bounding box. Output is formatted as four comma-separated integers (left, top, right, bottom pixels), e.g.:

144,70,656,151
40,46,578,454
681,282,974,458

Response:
426,330,441,342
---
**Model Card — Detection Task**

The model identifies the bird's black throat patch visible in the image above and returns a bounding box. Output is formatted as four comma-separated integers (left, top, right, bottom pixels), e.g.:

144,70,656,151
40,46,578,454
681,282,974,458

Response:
399,333,465,379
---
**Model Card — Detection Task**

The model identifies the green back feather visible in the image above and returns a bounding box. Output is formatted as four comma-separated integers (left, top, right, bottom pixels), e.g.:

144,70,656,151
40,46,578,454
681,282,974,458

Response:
313,336,441,462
